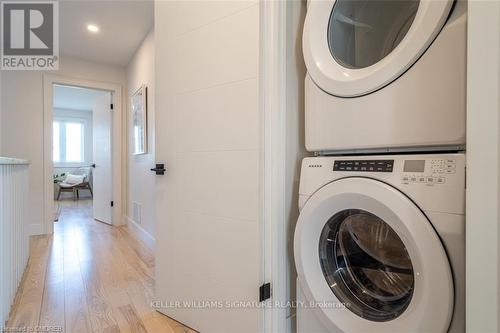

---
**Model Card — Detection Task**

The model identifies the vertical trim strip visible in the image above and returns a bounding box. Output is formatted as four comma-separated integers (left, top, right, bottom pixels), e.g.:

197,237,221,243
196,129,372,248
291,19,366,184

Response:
261,0,289,332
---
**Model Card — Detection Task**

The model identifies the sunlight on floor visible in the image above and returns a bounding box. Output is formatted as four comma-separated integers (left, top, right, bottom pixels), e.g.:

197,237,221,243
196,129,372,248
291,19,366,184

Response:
6,200,194,333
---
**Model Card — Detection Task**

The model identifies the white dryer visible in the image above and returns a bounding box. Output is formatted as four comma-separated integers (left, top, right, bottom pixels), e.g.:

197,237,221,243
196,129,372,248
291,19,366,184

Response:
294,154,465,332
303,0,467,153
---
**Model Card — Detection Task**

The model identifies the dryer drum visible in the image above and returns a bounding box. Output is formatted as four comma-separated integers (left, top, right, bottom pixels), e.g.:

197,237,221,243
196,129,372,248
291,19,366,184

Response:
328,0,420,69
319,209,415,322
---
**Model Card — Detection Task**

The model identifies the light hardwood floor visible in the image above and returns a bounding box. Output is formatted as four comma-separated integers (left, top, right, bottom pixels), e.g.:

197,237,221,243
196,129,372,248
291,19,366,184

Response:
6,200,195,333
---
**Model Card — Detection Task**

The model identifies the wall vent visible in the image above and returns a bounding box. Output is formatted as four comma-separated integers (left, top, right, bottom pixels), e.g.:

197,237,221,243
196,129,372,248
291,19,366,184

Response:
133,202,142,224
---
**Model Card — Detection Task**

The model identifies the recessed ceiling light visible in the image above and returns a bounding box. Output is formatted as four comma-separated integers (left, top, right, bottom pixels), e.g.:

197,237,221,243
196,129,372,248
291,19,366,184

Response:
87,24,99,33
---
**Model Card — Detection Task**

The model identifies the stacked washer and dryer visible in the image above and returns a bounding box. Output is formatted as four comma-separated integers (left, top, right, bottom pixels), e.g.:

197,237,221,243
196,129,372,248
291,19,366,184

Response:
294,0,466,332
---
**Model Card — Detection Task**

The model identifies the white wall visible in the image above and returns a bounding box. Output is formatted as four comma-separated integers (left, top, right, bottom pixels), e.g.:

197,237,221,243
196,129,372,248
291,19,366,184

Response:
466,1,500,331
1,56,126,235
125,29,156,243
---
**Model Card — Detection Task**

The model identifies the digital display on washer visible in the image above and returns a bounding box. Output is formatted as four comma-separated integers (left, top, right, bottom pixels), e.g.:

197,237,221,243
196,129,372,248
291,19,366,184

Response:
403,160,426,173
333,160,394,172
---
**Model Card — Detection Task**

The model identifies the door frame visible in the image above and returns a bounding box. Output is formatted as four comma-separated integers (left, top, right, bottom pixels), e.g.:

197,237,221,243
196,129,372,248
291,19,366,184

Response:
466,0,500,331
261,0,289,331
42,74,123,234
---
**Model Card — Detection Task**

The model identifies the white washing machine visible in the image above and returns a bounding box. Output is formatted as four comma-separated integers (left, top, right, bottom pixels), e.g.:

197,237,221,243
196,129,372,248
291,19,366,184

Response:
303,0,467,153
294,154,465,332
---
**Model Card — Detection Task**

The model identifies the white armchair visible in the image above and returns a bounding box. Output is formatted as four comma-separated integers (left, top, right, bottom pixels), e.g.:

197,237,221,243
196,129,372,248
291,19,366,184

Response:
56,167,93,201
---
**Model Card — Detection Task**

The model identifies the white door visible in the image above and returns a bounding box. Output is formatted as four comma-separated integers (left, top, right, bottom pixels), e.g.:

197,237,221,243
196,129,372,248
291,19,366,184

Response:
154,2,261,332
303,0,455,97
92,92,112,224
294,177,454,332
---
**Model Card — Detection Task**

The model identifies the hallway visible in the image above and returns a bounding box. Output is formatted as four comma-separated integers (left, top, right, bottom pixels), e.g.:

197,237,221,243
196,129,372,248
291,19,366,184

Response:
6,201,193,333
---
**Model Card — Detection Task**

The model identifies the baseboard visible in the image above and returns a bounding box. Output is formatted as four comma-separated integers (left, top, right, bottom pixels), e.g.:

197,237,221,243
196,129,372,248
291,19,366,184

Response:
29,223,43,236
124,215,155,251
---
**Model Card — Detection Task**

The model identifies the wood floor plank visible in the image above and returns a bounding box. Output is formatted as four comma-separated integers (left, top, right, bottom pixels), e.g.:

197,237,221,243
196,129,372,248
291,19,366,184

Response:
142,316,175,333
39,225,65,330
64,227,92,333
6,236,40,324
7,236,52,329
116,227,154,269
65,287,92,333
80,259,120,332
39,280,65,329
118,305,148,333
7,200,195,333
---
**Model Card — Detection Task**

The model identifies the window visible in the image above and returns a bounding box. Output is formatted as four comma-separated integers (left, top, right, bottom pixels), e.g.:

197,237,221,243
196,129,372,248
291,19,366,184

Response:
53,120,85,164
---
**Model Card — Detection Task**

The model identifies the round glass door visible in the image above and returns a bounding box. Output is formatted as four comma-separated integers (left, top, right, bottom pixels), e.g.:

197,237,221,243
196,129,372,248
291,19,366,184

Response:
328,0,419,69
319,209,414,321
294,177,454,331
302,0,455,96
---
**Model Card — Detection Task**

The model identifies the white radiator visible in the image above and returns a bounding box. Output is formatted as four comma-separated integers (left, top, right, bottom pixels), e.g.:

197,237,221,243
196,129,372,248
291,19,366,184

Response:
0,158,30,328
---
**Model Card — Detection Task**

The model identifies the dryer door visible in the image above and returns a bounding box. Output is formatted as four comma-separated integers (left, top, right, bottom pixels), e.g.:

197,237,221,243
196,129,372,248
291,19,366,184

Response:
303,0,455,97
294,177,454,332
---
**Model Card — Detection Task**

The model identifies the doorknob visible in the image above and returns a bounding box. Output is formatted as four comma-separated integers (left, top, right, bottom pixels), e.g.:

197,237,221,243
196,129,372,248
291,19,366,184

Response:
91,163,96,168
151,163,166,175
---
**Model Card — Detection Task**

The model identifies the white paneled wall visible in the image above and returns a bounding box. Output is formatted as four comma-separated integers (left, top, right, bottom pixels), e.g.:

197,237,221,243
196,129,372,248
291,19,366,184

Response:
0,159,30,328
155,2,261,331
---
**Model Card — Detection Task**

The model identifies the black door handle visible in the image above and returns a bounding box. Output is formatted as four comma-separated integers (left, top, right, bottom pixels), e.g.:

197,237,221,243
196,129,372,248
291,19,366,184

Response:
91,163,96,168
151,163,166,175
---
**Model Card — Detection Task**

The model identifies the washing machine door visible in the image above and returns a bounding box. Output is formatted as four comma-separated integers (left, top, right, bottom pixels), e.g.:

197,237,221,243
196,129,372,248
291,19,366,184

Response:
303,0,455,97
294,177,454,332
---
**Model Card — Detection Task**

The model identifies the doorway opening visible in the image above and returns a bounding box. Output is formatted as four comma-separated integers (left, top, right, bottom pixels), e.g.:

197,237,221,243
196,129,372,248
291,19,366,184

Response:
43,75,123,234
52,84,114,225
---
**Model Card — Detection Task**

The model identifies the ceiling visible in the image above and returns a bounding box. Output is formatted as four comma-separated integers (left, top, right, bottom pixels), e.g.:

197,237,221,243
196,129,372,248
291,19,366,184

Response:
54,85,107,111
60,0,154,67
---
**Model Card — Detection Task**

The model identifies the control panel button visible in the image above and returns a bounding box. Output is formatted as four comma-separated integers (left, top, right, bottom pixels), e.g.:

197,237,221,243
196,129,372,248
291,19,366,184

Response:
334,160,394,172
402,174,446,185
430,159,456,175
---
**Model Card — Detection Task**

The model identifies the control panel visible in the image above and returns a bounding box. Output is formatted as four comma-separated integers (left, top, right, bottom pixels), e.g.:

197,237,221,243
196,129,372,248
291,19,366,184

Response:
333,160,394,172
431,158,457,174
401,158,456,185
300,154,465,215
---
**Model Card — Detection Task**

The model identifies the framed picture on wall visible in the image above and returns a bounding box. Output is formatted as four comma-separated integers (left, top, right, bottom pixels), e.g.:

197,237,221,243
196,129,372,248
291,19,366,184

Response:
132,85,147,155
